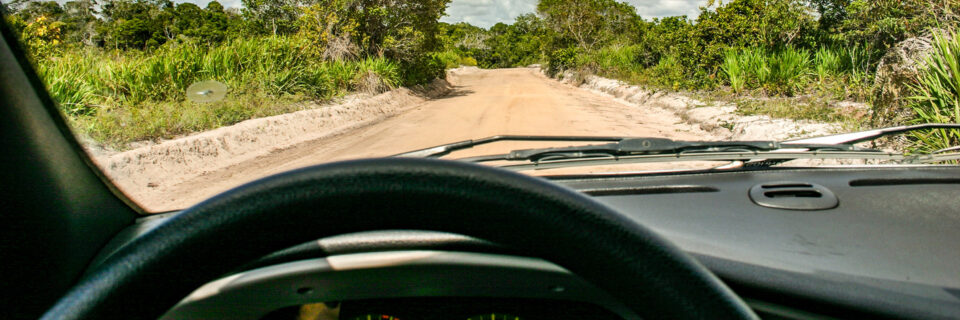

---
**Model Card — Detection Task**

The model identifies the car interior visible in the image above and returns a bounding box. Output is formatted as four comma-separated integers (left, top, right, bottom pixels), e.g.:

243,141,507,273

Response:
3,14,960,320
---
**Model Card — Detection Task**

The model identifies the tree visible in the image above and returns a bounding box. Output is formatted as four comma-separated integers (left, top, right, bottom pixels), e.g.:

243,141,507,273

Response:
61,0,100,45
294,0,451,61
688,0,816,75
241,0,300,35
806,0,850,31
97,0,173,49
536,0,639,50
480,14,547,68
836,0,960,54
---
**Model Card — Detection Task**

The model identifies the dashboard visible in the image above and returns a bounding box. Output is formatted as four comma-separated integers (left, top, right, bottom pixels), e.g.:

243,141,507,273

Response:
89,166,960,319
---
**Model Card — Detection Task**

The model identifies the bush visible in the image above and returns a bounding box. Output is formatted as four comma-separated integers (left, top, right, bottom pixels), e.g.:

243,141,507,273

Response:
459,56,478,66
433,50,462,69
908,30,960,153
546,47,579,76
399,54,446,86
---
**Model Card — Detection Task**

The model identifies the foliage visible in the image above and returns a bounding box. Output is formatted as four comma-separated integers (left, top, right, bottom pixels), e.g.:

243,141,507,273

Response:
33,35,410,146
536,0,639,50
4,0,459,147
685,0,816,80
546,47,579,76
292,0,451,63
907,30,960,153
399,53,446,86
480,14,547,68
835,0,960,56
19,14,66,57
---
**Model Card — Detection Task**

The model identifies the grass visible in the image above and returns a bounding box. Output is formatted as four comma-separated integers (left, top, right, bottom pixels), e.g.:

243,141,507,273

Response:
735,96,856,123
34,35,409,148
907,29,960,153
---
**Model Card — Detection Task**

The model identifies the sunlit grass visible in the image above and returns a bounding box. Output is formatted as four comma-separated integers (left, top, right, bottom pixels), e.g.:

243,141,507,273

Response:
34,35,405,148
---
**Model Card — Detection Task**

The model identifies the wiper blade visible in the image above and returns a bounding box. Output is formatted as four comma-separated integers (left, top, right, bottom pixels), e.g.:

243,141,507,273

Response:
393,135,628,158
463,138,859,163
787,123,960,145
493,151,960,172
394,124,960,166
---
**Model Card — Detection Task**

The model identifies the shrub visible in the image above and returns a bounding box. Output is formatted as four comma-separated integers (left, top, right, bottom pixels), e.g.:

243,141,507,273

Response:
546,47,579,76
908,30,960,153
399,54,446,86
459,56,478,66
433,50,462,69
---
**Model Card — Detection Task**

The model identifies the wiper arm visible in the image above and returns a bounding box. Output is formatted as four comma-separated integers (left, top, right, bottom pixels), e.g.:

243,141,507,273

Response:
465,138,860,163
787,123,960,145
395,124,960,164
393,135,627,158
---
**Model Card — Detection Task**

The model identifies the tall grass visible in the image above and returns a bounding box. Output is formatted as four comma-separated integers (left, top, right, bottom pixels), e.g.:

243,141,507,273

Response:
908,29,960,153
720,47,811,95
717,46,876,98
721,49,746,93
814,47,841,83
35,35,410,147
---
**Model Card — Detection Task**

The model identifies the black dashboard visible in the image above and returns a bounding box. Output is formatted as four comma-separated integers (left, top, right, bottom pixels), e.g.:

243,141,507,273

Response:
91,166,960,319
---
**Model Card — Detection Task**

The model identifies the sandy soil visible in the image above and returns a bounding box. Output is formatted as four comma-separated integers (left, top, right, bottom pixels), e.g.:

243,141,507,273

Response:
105,67,728,212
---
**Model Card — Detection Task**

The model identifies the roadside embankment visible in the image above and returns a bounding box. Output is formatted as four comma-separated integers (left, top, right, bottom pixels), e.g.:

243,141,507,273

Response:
90,78,452,207
554,70,843,141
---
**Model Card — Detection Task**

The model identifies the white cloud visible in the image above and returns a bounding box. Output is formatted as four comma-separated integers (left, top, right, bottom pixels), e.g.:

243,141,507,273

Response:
440,0,537,28
174,0,244,9
627,0,705,19
441,0,708,28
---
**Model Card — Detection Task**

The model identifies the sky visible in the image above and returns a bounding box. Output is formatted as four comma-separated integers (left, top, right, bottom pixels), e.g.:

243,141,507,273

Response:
439,0,707,28
23,0,709,29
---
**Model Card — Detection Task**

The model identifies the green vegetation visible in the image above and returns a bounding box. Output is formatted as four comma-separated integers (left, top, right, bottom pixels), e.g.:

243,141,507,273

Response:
4,0,960,150
908,30,960,153
37,37,404,145
435,0,958,149
3,0,455,148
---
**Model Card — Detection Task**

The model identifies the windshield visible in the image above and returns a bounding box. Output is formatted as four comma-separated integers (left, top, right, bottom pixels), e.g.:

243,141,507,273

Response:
2,0,958,212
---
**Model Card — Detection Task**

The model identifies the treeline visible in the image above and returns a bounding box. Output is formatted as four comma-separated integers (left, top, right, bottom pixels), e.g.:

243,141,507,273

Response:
4,0,449,61
2,0,456,146
441,0,957,92
434,0,959,149
3,0,458,88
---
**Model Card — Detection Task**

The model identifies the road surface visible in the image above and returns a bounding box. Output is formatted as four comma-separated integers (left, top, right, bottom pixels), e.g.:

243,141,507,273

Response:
134,67,713,211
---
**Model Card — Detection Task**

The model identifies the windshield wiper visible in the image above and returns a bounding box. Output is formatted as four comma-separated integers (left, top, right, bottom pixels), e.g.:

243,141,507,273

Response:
457,138,860,163
394,135,857,159
393,124,960,169
786,123,960,145
393,135,625,158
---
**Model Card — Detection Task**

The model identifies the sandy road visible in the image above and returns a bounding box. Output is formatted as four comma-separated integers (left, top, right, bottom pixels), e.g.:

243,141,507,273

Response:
137,67,713,211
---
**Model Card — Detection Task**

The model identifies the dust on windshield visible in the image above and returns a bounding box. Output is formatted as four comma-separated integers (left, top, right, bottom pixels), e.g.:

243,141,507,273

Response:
2,0,958,212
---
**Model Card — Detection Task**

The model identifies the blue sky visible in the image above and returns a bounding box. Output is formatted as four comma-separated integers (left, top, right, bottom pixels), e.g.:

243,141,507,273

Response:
28,0,708,29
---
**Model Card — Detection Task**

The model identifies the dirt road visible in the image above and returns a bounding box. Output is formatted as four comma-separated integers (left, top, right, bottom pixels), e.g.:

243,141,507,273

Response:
131,67,714,211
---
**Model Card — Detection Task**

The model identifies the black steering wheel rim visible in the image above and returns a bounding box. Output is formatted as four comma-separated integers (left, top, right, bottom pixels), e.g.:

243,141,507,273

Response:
42,158,756,319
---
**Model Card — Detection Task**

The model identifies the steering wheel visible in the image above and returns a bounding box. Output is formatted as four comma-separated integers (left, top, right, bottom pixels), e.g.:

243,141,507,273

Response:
41,158,757,319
